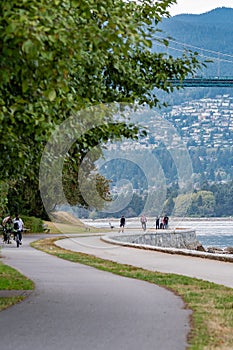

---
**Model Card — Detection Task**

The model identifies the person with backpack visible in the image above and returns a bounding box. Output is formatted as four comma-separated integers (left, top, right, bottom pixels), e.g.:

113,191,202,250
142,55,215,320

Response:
13,214,24,244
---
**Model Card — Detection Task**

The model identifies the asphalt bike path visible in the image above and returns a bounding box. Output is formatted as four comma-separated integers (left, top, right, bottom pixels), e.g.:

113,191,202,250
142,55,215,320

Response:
0,235,190,350
57,234,233,289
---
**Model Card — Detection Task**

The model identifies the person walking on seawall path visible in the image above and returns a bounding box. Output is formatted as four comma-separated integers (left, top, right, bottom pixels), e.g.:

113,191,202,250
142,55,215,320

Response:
163,215,169,229
155,216,160,230
13,214,24,244
140,215,147,231
119,215,126,233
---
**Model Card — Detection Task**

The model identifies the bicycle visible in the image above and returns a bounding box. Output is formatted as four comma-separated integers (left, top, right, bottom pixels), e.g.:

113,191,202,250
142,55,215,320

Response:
14,230,22,248
2,227,13,244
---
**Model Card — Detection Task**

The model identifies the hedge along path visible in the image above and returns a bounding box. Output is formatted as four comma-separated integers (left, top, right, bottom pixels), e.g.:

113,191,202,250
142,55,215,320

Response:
31,237,233,350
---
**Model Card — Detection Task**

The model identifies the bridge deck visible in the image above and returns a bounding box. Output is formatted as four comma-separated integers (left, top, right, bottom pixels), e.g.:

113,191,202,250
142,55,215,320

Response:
169,78,233,87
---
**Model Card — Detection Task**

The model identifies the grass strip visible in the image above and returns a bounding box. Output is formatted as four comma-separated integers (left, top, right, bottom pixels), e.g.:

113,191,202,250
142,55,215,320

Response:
0,261,34,311
0,296,25,310
31,237,233,350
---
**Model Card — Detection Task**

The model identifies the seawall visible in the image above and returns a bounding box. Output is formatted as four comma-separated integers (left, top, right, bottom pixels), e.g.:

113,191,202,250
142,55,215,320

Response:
101,229,233,262
105,229,201,250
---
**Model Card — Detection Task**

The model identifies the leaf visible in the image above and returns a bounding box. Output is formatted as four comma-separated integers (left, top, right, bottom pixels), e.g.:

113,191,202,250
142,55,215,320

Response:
22,39,34,54
48,89,57,102
22,80,29,93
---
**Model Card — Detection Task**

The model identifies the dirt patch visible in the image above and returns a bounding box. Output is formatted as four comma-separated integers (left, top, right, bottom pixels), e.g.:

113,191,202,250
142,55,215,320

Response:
49,211,86,226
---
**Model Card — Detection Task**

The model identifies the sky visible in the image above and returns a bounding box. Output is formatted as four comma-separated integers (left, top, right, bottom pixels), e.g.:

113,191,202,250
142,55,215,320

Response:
168,0,233,16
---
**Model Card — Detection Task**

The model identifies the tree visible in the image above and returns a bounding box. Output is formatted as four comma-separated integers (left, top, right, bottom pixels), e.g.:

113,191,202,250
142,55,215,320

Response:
187,190,215,217
0,0,204,216
212,181,233,216
163,196,175,216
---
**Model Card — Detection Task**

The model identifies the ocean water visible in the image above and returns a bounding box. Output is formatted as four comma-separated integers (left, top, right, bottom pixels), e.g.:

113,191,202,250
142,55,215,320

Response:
172,219,233,249
83,218,233,249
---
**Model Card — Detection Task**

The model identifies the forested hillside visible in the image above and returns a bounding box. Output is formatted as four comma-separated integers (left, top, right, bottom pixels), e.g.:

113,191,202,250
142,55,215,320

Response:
159,7,233,76
154,7,233,107
89,8,233,219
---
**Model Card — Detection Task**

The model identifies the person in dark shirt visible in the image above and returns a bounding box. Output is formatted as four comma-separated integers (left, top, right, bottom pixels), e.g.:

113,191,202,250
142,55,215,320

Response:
119,215,126,233
155,216,160,229
163,215,169,229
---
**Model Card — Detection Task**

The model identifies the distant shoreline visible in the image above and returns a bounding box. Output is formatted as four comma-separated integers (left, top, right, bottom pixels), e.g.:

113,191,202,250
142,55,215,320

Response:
84,217,233,222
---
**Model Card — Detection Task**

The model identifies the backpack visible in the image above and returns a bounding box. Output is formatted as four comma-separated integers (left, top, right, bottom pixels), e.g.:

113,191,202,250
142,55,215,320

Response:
14,221,19,230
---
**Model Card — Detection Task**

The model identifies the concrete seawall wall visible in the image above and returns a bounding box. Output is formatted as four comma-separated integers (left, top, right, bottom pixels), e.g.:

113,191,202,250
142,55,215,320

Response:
106,229,201,250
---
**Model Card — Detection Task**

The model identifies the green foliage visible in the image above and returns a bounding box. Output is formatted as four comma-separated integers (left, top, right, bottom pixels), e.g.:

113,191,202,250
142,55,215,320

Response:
209,181,233,216
62,122,143,209
186,190,215,217
21,215,44,233
163,196,175,215
0,0,204,215
172,192,191,217
170,184,232,217
82,180,233,218
6,180,47,218
0,181,9,213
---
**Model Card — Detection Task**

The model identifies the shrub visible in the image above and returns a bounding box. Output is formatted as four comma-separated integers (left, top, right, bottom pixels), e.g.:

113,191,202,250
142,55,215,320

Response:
21,216,44,233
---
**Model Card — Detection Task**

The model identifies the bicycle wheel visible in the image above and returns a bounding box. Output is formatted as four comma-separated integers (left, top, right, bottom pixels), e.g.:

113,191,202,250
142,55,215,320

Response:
16,234,20,248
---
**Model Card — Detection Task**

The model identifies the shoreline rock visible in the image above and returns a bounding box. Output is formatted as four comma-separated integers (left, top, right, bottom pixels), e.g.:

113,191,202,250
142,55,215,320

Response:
206,246,233,254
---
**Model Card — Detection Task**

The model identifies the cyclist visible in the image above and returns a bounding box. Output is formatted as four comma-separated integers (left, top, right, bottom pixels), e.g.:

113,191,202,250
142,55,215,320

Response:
2,215,13,243
13,214,24,245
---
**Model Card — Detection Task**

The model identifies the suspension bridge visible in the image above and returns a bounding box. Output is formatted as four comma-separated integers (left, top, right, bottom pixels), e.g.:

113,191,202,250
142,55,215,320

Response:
155,37,233,87
169,77,233,87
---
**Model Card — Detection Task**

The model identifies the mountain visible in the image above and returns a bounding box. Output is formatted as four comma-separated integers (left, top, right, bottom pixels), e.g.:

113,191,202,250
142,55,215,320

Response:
152,7,233,107
158,7,233,77
77,8,233,219
171,7,233,26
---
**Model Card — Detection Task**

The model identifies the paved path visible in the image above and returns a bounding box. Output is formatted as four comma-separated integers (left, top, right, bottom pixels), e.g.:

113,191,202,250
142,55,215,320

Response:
57,234,233,288
0,236,190,350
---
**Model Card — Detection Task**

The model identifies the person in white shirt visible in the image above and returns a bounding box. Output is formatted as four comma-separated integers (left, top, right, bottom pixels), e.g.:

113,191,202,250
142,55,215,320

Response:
13,214,24,244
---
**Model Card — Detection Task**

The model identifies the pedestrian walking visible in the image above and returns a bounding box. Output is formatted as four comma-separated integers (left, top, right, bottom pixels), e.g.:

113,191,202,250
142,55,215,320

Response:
140,215,147,231
163,215,169,229
119,215,126,233
155,216,160,230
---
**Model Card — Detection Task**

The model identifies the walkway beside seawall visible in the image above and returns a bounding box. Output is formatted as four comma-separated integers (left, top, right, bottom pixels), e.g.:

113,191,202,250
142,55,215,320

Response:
57,233,233,288
1,235,191,350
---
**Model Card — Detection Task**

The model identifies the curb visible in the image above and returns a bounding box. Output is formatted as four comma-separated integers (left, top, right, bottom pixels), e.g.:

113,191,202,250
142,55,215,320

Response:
0,290,33,297
101,235,233,263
